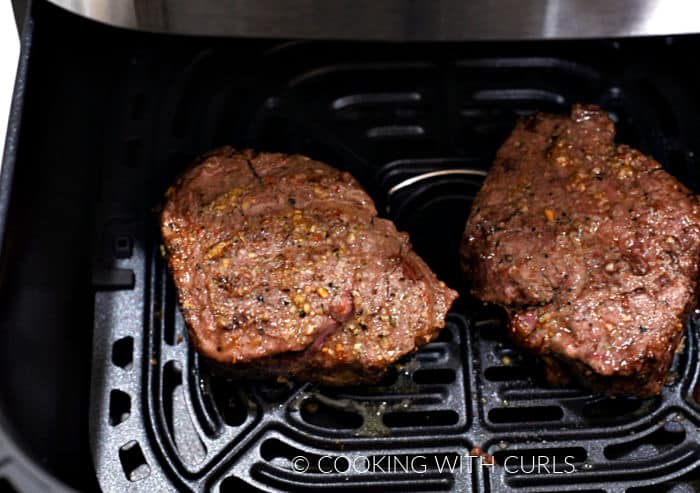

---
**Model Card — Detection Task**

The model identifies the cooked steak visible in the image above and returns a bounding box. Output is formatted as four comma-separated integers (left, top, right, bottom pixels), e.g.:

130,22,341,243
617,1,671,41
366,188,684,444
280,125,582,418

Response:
161,147,457,385
461,104,700,397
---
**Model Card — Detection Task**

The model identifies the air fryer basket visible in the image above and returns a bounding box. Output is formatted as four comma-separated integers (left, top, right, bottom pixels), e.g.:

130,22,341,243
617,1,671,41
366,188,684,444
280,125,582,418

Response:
3,2,700,492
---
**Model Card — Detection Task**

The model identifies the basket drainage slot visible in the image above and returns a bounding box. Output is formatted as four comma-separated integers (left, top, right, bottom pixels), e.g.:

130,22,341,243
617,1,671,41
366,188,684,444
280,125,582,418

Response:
484,365,530,382
412,368,456,384
220,476,262,493
123,138,142,168
493,446,587,475
119,441,150,482
163,360,207,465
489,406,563,423
604,424,686,460
109,389,131,426
112,336,133,369
209,376,250,427
383,409,458,428
300,399,363,430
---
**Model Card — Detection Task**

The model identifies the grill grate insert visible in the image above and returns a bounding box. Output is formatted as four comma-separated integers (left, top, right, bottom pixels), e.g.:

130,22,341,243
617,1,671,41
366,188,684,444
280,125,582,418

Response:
90,39,700,492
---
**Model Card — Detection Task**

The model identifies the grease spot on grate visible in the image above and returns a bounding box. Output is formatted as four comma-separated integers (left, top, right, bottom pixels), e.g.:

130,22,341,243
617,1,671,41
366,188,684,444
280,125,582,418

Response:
300,398,363,430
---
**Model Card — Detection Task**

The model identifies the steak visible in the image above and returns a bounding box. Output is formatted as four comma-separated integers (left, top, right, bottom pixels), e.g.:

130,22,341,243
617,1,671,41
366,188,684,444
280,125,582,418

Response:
161,147,457,385
461,104,700,397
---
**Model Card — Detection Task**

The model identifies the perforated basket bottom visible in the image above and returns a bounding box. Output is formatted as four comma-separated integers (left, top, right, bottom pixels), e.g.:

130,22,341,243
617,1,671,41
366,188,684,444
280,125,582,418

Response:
89,39,700,492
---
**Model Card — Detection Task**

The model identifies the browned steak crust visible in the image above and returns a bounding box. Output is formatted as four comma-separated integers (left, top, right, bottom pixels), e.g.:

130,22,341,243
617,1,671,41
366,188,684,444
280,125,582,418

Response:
461,104,700,397
161,147,457,385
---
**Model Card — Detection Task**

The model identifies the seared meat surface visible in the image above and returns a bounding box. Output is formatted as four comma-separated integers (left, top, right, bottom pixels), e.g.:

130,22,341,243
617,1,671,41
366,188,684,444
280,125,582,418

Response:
161,147,457,385
461,104,700,397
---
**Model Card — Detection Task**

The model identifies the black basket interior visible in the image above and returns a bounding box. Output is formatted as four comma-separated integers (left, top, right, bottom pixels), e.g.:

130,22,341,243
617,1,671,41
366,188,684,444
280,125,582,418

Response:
2,2,700,492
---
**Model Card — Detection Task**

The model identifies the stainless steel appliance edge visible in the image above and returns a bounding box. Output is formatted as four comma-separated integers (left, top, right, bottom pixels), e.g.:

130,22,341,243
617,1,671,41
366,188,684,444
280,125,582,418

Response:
43,0,700,40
